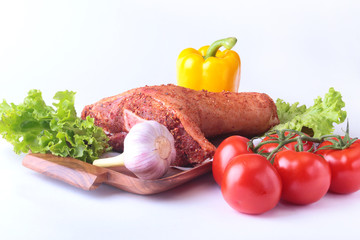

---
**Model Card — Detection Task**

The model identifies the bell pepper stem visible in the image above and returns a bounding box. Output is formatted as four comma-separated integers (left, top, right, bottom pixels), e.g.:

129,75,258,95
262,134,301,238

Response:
204,37,237,60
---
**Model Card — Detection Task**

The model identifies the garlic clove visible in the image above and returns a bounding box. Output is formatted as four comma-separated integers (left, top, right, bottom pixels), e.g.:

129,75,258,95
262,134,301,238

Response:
124,150,169,180
123,120,176,180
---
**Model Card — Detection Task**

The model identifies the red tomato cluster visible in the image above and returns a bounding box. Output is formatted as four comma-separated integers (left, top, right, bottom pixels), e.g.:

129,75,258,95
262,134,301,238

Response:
213,134,360,215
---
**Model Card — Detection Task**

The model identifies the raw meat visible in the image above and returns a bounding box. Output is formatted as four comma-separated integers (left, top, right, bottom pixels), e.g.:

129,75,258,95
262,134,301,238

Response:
82,84,279,167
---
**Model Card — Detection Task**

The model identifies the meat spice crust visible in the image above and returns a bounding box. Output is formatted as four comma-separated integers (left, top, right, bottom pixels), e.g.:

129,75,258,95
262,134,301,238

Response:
82,84,279,167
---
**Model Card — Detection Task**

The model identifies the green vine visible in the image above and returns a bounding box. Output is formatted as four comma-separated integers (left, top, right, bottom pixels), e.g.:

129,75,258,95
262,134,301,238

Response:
248,121,357,163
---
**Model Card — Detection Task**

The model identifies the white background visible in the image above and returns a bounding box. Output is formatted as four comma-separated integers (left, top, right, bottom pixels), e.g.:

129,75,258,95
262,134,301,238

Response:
1,0,360,239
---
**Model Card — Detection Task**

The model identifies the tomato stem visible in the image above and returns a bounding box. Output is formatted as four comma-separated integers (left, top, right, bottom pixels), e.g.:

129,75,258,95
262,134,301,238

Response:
248,125,357,163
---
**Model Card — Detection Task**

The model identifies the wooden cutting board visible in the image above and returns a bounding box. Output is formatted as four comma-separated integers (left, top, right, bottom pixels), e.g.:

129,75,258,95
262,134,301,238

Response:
22,153,212,195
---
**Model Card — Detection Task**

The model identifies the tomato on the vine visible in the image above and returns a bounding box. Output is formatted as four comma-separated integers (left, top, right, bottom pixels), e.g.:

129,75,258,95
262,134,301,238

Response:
273,150,331,205
212,136,252,185
317,139,360,194
221,154,282,215
259,132,314,153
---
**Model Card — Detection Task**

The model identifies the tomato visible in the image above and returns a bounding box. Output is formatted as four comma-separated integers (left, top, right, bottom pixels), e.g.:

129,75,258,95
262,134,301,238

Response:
212,136,252,185
259,132,314,153
273,150,331,205
317,139,360,194
221,154,282,214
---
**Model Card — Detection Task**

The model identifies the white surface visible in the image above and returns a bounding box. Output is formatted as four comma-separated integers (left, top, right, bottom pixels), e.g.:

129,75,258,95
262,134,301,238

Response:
1,0,360,239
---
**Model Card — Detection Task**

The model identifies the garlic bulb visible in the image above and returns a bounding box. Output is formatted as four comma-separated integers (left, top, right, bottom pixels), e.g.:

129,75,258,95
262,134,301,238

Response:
93,120,176,180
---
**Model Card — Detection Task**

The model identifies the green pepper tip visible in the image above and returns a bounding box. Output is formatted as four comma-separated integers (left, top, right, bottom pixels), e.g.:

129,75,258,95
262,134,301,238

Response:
223,37,237,49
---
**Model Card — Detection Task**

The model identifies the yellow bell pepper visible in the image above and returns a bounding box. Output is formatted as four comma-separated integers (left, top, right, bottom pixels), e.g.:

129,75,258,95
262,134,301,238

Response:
176,37,241,92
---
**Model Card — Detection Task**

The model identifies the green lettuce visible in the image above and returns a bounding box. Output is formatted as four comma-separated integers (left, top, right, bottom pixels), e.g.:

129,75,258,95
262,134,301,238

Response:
273,87,347,137
0,90,111,162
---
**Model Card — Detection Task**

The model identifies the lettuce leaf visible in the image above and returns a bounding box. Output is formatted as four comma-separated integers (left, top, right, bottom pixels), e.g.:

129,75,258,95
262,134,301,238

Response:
273,87,347,137
0,90,111,162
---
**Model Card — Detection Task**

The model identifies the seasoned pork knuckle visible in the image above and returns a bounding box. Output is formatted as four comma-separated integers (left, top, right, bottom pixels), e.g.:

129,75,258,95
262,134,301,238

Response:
82,84,279,167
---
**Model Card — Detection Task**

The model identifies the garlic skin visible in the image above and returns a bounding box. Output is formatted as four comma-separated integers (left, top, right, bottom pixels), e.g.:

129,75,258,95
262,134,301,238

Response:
123,120,176,180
